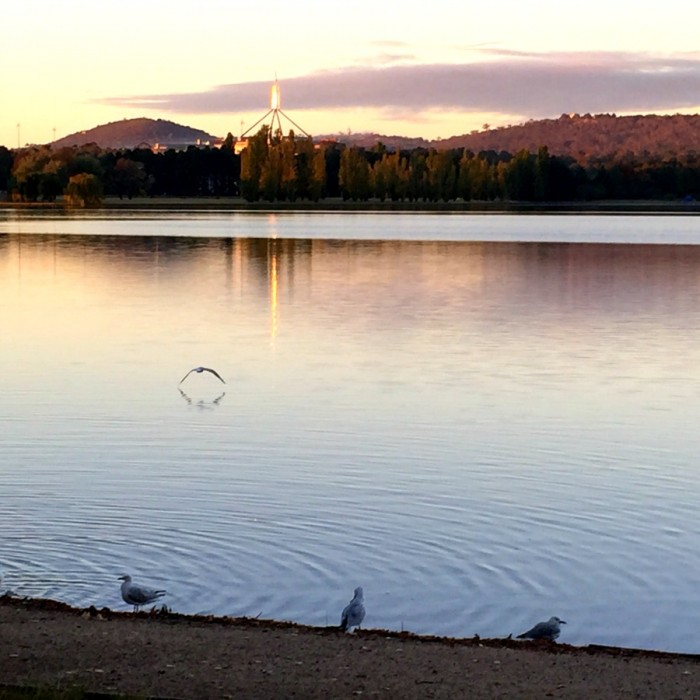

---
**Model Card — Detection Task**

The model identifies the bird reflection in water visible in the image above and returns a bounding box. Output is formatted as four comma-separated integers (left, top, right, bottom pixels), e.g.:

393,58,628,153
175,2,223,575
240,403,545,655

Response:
178,388,226,409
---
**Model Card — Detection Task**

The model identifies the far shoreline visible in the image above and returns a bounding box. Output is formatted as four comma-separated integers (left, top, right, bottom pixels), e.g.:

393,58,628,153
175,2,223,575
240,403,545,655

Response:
1,195,699,214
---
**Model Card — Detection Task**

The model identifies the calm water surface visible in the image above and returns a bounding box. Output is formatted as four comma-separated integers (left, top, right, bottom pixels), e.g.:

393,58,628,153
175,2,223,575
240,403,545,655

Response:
2,211,700,652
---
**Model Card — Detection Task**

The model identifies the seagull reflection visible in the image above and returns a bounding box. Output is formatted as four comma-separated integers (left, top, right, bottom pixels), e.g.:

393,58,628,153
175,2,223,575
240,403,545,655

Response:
178,388,226,409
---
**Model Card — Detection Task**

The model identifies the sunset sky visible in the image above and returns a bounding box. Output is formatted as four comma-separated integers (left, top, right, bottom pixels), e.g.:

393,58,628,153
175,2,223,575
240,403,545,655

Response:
3,0,700,148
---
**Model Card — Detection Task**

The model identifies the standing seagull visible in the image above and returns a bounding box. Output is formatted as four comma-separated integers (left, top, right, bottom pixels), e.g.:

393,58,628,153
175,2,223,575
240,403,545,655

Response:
118,574,167,612
179,366,226,385
517,616,566,641
340,586,365,632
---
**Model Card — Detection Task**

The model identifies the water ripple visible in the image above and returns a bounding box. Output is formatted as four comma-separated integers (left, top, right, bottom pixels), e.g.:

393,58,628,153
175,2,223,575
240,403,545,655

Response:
4,227,700,653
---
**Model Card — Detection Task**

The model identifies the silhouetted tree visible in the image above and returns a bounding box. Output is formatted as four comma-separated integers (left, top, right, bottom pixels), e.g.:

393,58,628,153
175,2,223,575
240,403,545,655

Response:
426,149,457,201
310,145,326,201
113,157,147,199
240,126,269,201
65,173,103,207
339,147,371,200
0,146,12,192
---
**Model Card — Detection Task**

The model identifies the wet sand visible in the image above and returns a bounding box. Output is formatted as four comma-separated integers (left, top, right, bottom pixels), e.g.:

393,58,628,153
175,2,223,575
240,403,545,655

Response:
1,597,699,698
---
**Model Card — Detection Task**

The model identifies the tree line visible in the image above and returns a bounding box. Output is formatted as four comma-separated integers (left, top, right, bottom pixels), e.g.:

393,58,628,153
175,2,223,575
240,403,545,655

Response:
2,126,700,206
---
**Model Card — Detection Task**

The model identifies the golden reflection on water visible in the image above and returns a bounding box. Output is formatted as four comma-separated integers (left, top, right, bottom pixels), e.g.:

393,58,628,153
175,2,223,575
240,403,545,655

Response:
269,244,278,346
3,233,700,383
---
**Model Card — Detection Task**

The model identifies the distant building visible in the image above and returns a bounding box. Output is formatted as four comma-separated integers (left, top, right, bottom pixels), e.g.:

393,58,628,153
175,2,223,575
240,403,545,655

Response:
147,137,224,153
235,79,310,154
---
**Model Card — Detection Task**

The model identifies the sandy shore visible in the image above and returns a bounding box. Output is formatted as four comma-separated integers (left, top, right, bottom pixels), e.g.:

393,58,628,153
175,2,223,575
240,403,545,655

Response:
2,597,700,699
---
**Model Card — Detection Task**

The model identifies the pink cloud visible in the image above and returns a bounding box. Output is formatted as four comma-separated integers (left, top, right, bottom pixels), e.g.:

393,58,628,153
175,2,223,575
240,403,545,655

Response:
96,51,700,120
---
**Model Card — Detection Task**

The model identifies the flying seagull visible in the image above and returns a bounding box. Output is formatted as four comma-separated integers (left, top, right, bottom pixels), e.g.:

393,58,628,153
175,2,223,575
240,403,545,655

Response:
517,616,566,641
118,574,167,612
340,586,365,632
179,366,226,385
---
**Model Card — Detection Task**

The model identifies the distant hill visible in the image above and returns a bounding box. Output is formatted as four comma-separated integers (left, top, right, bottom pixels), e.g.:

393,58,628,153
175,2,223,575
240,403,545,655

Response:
430,113,700,161
50,113,700,162
52,118,220,149
322,114,700,160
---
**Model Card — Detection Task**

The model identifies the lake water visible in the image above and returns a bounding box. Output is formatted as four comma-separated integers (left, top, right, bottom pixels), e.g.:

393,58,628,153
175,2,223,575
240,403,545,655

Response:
2,209,700,652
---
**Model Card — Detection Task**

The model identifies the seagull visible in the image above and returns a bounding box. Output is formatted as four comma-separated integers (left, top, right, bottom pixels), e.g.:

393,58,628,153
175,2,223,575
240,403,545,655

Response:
517,616,566,641
179,366,226,385
118,574,167,612
340,586,365,632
